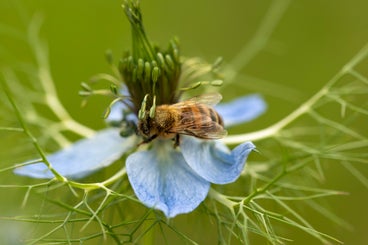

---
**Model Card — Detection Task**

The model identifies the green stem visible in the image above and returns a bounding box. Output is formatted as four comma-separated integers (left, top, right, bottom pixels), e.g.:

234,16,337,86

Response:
209,188,237,209
224,42,368,145
1,79,67,182
28,16,95,138
223,85,329,144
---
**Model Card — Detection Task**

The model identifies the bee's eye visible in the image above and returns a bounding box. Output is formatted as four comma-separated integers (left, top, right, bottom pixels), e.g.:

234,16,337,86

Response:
140,119,150,136
143,125,150,135
137,117,153,137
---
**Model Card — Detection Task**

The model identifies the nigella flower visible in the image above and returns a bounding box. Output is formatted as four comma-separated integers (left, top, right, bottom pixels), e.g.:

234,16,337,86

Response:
14,1,266,218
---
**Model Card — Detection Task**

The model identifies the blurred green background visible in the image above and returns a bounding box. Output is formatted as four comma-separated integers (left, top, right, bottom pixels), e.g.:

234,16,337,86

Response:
0,0,367,244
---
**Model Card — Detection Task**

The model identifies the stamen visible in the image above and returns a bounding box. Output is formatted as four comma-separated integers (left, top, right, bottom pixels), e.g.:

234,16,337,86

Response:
78,90,91,97
110,84,118,95
180,81,201,91
211,56,223,71
157,52,167,72
149,95,157,118
127,56,134,71
80,82,92,93
179,79,223,91
132,67,137,83
169,38,180,62
138,94,149,119
103,97,123,119
144,61,151,82
137,58,144,79
165,54,175,70
152,66,160,83
210,79,223,86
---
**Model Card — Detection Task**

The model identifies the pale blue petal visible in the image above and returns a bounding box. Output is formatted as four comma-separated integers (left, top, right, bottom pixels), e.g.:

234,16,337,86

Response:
215,94,266,127
181,136,255,184
14,128,137,179
126,142,210,218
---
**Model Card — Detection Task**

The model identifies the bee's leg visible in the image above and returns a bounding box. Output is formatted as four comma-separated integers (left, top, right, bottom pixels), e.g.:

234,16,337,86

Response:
138,134,158,146
173,134,180,148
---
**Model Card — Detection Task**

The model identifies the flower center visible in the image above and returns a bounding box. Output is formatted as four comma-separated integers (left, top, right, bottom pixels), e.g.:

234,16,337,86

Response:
120,1,181,116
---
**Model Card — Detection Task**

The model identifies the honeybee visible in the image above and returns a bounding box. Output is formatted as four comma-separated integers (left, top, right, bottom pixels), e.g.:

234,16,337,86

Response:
137,93,227,146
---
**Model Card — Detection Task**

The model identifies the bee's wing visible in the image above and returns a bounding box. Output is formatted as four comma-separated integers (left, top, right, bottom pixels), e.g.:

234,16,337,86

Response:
178,121,228,139
170,104,227,139
184,92,223,106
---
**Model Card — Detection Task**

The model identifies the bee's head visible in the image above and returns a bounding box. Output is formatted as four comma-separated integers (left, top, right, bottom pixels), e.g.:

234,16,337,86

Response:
137,116,156,138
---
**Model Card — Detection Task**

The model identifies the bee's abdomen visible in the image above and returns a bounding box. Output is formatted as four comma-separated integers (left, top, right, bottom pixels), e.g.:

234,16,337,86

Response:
207,106,224,126
181,104,224,126
197,105,224,127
